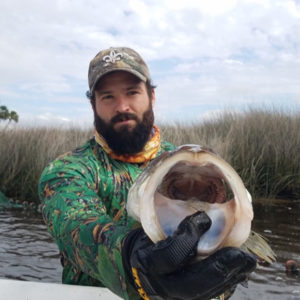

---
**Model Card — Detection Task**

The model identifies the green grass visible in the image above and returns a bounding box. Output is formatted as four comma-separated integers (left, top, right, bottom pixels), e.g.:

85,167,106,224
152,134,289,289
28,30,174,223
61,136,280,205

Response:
0,108,299,203
0,127,93,202
160,108,300,199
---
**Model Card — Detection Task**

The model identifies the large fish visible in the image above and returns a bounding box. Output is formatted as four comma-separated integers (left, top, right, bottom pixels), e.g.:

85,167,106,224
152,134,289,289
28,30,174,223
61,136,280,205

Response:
127,144,275,263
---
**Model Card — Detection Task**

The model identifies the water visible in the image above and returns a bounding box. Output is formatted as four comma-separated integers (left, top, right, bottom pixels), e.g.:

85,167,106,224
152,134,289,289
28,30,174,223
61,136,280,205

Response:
0,210,62,282
0,200,300,299
231,199,300,300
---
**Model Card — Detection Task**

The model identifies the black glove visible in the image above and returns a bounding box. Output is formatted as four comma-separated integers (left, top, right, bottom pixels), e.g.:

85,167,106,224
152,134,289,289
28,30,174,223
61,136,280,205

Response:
122,211,257,300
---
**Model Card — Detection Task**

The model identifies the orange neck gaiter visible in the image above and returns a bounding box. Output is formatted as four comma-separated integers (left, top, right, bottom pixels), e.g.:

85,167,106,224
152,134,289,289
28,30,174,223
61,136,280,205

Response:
94,125,161,163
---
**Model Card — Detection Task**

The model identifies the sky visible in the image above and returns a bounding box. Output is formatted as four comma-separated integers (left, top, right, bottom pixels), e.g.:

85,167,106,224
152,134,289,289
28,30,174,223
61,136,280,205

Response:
0,0,300,127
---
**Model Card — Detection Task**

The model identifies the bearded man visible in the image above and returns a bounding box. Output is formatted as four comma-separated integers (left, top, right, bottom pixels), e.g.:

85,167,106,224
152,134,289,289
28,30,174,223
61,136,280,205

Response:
39,47,256,300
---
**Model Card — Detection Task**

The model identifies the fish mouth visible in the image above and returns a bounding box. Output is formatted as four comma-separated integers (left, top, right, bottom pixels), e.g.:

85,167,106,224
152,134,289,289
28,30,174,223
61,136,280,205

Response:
157,161,229,204
127,145,253,257
153,160,237,255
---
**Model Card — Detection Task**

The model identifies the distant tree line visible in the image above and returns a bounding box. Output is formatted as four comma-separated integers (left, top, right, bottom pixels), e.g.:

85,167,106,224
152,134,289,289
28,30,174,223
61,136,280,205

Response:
0,106,19,123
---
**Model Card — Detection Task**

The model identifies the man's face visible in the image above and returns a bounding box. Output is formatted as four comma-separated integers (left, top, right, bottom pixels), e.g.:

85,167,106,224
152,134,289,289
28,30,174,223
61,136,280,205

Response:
92,71,155,155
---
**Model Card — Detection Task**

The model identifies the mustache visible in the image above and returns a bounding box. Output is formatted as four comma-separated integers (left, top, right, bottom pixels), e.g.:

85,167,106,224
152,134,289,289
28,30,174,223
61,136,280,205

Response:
111,112,139,124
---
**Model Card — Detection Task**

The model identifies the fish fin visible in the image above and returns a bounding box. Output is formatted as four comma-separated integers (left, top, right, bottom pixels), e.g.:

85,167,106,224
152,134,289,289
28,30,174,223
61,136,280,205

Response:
240,231,276,264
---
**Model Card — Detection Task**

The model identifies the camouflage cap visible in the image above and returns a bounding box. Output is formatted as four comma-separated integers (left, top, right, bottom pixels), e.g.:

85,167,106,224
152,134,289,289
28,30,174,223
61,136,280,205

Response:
87,47,151,97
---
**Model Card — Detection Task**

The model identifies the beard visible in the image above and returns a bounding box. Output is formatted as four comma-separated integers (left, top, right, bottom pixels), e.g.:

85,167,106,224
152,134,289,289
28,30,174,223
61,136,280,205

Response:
94,104,154,155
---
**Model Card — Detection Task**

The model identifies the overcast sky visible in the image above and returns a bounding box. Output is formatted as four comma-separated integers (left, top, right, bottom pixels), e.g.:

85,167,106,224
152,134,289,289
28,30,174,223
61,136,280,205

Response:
1,0,300,126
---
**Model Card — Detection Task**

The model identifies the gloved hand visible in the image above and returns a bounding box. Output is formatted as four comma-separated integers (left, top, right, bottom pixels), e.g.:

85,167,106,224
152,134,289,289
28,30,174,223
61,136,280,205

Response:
122,211,257,300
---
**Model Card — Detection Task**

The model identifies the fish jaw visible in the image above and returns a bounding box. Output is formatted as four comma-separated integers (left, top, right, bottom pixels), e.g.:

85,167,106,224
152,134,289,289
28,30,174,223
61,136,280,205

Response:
222,190,253,248
126,177,149,222
196,201,236,255
126,144,254,256
153,195,238,255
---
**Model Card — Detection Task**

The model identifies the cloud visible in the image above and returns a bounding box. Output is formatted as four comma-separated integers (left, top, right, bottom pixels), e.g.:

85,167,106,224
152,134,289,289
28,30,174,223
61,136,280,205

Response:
38,112,71,122
0,0,300,125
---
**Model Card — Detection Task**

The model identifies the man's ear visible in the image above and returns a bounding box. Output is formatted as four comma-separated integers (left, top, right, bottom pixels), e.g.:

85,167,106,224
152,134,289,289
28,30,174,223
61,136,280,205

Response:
90,99,96,111
151,89,156,107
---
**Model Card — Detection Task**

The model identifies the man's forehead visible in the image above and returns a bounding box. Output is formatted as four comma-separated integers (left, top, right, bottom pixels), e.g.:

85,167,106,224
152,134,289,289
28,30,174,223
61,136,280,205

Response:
95,71,143,91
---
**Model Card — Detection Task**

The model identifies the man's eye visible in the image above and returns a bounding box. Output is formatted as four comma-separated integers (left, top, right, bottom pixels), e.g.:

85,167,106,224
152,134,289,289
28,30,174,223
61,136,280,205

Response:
102,95,113,100
128,90,138,96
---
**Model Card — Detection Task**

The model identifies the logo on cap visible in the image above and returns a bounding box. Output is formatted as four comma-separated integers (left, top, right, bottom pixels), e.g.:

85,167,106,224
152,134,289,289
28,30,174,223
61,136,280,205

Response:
103,49,124,64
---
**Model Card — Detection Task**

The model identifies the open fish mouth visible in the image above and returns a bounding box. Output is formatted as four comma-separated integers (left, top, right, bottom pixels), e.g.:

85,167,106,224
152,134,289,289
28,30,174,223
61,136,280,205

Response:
127,144,254,257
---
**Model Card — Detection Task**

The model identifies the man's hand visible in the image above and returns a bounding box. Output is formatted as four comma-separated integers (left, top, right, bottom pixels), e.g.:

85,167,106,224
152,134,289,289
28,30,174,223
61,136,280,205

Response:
122,211,257,300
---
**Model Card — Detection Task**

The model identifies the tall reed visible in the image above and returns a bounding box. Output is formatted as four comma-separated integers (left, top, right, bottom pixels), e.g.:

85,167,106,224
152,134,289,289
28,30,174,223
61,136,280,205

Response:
0,109,299,203
160,109,300,199
0,127,93,202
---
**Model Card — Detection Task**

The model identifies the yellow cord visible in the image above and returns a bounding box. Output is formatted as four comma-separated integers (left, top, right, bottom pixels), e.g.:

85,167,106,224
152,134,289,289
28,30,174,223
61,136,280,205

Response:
131,267,151,300
132,267,225,300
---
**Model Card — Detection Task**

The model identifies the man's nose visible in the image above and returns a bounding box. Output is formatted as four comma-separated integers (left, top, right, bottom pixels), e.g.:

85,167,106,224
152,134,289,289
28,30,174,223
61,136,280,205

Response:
115,95,130,113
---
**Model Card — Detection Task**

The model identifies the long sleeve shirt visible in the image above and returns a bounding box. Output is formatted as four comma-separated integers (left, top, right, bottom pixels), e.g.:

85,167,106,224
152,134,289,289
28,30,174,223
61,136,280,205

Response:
38,137,175,300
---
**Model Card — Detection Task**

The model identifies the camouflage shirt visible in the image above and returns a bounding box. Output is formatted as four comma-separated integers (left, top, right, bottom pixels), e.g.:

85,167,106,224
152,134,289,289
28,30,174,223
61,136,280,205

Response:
38,137,175,300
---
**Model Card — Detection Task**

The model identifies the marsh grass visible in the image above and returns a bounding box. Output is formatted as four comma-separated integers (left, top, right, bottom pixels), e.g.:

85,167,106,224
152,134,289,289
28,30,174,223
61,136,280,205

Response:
0,127,93,202
161,109,300,199
0,109,299,203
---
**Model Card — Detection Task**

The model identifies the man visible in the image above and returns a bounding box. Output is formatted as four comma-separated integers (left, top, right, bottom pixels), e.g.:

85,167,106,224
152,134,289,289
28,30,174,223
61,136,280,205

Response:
39,47,256,300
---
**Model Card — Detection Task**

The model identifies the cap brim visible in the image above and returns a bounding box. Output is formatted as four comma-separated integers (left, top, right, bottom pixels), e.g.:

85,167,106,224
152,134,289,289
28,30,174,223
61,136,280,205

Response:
90,68,147,95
